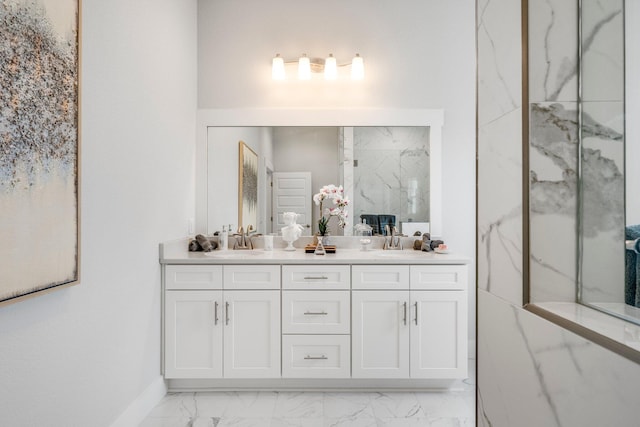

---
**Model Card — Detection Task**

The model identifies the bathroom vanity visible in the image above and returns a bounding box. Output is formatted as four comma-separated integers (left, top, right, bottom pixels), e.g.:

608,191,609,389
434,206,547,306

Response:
159,238,469,390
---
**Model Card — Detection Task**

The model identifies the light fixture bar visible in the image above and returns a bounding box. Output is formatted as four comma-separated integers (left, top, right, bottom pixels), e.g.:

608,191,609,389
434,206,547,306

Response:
271,53,365,81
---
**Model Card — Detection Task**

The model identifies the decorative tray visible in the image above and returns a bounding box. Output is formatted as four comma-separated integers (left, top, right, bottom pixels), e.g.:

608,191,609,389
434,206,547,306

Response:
304,244,337,254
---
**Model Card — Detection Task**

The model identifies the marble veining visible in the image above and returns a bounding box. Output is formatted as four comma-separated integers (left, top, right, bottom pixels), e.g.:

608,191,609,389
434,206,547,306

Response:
528,102,624,303
140,381,475,427
476,0,521,125
478,290,640,427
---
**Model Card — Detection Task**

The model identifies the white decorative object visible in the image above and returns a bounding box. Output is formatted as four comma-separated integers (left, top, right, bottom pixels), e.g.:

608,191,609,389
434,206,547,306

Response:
281,212,303,251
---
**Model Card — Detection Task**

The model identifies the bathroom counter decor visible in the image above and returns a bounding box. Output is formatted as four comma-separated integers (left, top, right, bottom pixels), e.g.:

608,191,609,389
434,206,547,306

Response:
160,237,470,266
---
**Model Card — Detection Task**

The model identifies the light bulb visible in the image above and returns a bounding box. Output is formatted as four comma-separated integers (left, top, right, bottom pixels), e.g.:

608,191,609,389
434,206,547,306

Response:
324,54,337,80
298,54,311,80
351,53,364,80
272,54,285,80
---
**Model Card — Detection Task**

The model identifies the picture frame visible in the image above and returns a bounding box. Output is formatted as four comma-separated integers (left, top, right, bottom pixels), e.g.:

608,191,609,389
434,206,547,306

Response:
238,141,258,232
0,0,81,306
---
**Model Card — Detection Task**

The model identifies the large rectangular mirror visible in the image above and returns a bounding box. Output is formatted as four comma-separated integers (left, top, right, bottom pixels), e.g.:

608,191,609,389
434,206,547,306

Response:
195,109,444,239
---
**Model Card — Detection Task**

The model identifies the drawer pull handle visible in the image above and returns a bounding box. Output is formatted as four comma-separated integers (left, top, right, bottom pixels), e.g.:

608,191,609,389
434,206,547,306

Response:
414,301,418,325
214,301,219,325
303,276,328,280
225,301,230,325
403,301,407,325
304,311,328,316
304,355,328,360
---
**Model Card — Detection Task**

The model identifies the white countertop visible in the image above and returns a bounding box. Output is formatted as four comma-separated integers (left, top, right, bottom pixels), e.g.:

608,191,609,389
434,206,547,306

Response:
160,237,470,265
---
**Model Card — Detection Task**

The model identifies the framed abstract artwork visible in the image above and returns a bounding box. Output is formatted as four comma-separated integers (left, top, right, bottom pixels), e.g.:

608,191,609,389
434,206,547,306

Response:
0,0,80,305
238,141,258,232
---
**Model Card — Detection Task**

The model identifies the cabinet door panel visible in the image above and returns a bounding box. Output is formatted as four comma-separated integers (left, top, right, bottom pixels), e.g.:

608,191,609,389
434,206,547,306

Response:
352,291,410,378
165,290,223,378
410,291,467,378
352,265,409,290
165,265,223,290
410,265,468,290
223,265,280,290
223,290,281,378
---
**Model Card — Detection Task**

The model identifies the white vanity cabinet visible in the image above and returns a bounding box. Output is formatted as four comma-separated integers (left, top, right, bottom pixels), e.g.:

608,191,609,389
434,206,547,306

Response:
352,265,467,379
164,265,280,379
160,242,470,386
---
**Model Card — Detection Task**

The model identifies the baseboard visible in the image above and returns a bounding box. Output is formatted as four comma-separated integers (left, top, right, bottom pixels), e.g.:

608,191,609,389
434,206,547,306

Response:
468,339,476,359
110,376,167,427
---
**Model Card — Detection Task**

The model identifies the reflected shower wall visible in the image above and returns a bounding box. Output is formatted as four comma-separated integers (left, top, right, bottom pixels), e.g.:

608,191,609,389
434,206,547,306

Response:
352,127,430,230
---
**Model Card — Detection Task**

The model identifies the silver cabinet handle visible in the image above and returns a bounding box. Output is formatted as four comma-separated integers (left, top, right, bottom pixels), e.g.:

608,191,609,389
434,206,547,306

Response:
414,301,418,325
304,311,328,315
304,355,328,360
403,302,407,325
303,276,328,280
214,301,219,325
225,301,230,325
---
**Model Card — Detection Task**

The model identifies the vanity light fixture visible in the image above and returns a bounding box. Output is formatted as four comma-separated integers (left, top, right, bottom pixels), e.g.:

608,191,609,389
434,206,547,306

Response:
272,54,285,80
271,53,365,81
351,53,364,80
324,54,337,80
298,54,311,80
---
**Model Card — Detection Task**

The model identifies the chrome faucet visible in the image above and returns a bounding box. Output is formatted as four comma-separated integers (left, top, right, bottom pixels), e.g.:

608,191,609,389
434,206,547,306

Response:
384,225,403,250
234,225,254,250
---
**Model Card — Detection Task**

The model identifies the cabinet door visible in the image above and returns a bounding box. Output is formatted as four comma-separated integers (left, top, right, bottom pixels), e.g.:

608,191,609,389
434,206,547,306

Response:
223,290,281,378
165,290,223,378
410,290,467,379
352,290,410,378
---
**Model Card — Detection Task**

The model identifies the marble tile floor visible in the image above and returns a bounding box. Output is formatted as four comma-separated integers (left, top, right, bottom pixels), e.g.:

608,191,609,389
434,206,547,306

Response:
140,362,475,427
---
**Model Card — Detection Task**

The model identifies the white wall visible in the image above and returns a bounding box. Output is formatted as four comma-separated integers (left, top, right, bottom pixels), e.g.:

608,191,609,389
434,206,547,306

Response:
0,1,197,426
197,0,477,347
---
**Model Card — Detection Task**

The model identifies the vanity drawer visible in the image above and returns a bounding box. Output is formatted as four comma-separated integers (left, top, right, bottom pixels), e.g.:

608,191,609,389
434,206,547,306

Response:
282,335,350,378
282,265,350,290
282,291,350,334
352,265,409,290
165,265,223,290
223,265,280,290
410,265,468,290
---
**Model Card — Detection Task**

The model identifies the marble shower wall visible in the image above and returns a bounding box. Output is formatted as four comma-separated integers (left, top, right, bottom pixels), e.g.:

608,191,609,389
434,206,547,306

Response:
477,0,523,305
478,289,640,427
352,127,430,226
579,0,625,304
528,0,625,303
528,0,579,303
478,0,637,425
